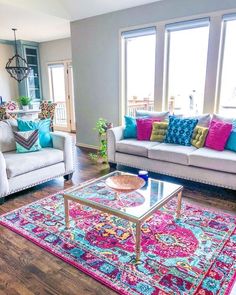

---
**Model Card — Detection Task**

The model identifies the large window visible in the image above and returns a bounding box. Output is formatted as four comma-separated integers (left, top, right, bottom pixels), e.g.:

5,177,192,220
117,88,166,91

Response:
123,28,156,116
166,19,209,115
218,17,236,116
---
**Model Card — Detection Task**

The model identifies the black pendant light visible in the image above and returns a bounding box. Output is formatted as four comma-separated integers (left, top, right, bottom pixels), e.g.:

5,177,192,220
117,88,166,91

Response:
5,28,30,83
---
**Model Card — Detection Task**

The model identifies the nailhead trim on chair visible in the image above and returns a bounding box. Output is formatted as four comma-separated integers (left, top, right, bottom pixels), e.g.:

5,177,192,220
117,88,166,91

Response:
115,160,236,190
4,170,74,197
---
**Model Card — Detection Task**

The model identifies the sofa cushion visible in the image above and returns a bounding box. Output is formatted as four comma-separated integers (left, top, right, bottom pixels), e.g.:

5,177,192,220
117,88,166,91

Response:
0,119,17,152
184,114,211,127
136,110,169,121
212,113,236,124
148,143,197,165
116,139,159,157
189,147,236,173
4,148,64,178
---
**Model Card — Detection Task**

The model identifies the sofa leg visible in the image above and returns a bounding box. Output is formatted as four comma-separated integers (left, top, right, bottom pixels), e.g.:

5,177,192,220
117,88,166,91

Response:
64,173,73,181
0,197,5,205
109,162,117,169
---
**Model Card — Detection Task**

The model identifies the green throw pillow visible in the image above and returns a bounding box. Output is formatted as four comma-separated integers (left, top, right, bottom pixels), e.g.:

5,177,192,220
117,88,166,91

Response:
150,122,168,142
14,130,41,153
191,126,209,148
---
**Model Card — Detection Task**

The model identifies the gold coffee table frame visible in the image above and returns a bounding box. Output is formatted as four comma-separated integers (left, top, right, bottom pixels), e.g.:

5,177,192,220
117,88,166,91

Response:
63,172,183,262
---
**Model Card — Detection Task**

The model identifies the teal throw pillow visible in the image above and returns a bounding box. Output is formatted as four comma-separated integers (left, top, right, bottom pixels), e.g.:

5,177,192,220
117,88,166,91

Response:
225,120,236,152
14,130,41,153
165,116,198,146
17,118,53,148
225,131,236,152
123,116,137,138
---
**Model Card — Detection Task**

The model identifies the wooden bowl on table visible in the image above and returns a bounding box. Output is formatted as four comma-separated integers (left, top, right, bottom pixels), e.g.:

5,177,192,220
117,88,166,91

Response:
105,175,145,194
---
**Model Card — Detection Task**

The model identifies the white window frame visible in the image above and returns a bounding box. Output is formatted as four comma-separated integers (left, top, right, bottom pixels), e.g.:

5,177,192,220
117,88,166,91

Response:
164,17,210,113
215,13,236,114
121,26,157,119
119,8,236,124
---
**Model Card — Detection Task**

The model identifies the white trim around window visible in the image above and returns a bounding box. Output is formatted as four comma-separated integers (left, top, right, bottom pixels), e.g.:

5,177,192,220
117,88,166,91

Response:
119,8,236,119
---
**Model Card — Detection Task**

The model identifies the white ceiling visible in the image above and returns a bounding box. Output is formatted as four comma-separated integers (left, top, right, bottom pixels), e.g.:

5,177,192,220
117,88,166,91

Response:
0,0,161,42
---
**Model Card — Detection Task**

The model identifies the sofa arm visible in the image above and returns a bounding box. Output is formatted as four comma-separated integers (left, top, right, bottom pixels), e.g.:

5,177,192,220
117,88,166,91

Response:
0,152,9,198
50,132,74,172
107,126,124,163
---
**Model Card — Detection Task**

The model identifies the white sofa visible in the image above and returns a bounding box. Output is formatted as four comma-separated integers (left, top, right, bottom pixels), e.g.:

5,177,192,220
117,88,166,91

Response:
107,126,236,190
0,119,74,204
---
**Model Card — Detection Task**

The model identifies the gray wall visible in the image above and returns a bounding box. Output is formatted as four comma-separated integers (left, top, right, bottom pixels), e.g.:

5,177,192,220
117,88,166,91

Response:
0,43,19,101
39,38,72,99
71,0,236,147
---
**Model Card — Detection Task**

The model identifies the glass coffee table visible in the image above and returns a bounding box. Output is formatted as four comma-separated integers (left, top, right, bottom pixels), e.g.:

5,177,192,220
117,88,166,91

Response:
63,171,183,261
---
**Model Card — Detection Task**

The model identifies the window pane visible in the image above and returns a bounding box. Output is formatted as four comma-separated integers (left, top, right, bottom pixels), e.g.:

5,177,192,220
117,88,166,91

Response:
125,33,156,116
167,25,209,115
219,19,236,116
48,64,67,127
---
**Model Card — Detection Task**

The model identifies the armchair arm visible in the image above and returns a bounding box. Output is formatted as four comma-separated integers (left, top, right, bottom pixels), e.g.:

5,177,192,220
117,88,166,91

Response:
50,132,74,172
107,126,124,163
0,152,9,198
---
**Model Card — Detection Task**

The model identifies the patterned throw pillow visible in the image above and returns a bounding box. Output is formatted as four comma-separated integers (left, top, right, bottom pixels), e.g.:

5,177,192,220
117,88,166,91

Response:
17,118,52,148
14,130,41,153
150,122,168,142
165,116,198,146
191,126,209,148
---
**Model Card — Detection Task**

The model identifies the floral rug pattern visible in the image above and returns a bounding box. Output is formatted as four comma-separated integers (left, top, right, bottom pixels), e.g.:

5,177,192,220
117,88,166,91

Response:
0,186,235,295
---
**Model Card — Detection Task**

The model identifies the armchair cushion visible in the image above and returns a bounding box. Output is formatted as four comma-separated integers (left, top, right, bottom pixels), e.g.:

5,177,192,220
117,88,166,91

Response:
4,148,64,178
0,119,17,152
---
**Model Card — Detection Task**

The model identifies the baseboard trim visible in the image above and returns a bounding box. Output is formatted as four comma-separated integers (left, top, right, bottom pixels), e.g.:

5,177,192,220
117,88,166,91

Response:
76,142,98,150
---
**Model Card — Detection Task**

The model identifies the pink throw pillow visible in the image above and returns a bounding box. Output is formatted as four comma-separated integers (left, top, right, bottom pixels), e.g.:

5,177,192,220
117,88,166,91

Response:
205,120,232,151
136,118,160,140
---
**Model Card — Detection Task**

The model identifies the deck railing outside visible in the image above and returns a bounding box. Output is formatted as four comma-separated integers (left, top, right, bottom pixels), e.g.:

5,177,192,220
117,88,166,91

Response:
127,98,154,116
54,99,155,126
54,101,67,126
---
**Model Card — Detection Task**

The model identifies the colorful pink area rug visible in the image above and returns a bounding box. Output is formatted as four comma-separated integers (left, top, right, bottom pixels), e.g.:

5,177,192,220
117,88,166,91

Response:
0,188,236,295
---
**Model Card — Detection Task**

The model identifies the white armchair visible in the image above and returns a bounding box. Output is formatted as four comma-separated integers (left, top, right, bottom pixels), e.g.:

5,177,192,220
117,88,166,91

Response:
0,120,74,204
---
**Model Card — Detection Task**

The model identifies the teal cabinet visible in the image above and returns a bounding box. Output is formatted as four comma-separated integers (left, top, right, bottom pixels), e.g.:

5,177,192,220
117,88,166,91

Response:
17,41,42,100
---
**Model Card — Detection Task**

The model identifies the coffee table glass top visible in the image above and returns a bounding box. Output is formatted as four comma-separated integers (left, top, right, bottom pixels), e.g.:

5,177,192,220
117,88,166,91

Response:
65,171,182,221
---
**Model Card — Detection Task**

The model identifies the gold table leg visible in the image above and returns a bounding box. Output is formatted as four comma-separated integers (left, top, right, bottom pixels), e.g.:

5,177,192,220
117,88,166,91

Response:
135,222,141,262
64,197,70,228
176,190,182,219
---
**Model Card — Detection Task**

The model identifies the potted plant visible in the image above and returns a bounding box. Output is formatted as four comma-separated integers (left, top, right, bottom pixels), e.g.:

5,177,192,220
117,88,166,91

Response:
17,96,32,111
89,118,113,164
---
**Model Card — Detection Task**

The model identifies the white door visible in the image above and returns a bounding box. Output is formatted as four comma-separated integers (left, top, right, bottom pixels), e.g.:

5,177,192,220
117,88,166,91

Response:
48,61,76,132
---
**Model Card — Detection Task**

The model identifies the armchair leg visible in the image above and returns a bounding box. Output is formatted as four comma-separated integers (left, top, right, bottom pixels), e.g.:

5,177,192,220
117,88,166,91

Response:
64,173,73,181
109,162,117,169
0,197,5,205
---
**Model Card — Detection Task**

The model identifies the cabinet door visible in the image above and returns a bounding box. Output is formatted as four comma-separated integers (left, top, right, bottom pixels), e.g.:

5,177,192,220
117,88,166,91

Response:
24,46,42,100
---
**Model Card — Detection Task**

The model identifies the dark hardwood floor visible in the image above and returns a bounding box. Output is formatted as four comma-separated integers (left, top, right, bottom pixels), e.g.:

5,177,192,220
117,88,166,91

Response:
0,146,236,295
